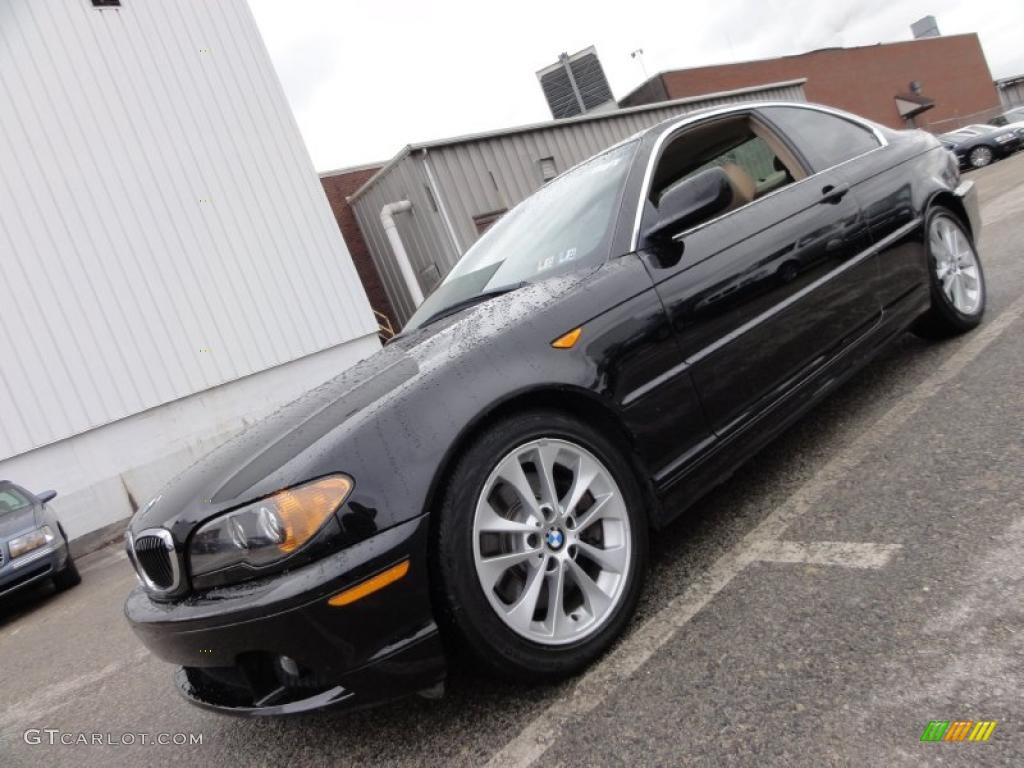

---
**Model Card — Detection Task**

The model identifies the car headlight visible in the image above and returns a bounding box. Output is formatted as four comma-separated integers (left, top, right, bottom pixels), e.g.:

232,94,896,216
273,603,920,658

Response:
9,525,56,559
189,475,353,578
995,134,1014,143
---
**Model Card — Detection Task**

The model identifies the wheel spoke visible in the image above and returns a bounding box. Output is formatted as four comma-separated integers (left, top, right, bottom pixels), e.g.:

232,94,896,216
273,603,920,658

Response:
576,540,628,574
497,457,542,519
959,267,980,290
532,442,561,509
546,561,568,637
572,492,615,533
504,559,547,631
476,500,537,535
952,274,968,310
567,559,611,618
562,454,600,518
941,222,956,253
477,548,539,591
941,272,957,302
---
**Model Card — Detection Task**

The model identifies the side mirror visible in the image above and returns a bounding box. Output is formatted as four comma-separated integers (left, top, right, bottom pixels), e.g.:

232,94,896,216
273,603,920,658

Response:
37,489,57,504
642,166,734,243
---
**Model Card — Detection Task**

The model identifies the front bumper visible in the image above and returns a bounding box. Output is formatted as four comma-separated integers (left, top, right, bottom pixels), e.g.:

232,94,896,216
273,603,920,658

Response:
0,540,68,599
125,514,445,715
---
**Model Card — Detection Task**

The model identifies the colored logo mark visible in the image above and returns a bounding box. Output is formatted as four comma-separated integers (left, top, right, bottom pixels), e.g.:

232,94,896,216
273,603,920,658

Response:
920,720,997,742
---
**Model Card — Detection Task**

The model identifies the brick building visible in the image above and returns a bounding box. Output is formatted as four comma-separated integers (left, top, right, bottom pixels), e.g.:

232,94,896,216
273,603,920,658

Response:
320,163,398,333
620,34,1001,132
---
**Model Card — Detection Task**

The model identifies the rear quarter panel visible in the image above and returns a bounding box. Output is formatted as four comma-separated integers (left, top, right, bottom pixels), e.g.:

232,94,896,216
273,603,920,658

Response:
836,129,959,312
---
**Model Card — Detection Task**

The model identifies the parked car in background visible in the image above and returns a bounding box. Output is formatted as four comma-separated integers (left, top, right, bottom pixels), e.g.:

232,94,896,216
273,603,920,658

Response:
988,106,1024,127
993,121,1024,145
1,481,79,599
124,102,985,716
939,125,1021,168
957,123,1024,145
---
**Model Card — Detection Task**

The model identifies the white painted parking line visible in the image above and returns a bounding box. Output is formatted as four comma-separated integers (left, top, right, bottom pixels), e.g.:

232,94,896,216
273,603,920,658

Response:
745,540,902,569
485,294,1024,768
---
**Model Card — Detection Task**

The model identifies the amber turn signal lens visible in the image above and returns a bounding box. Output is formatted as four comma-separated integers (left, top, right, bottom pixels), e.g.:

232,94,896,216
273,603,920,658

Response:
551,327,582,349
274,475,353,553
327,560,410,607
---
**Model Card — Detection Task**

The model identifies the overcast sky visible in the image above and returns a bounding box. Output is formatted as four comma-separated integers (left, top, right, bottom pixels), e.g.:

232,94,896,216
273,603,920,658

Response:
247,0,1024,172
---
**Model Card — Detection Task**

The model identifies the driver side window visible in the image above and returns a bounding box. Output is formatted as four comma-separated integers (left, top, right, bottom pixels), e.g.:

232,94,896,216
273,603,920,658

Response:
642,114,807,244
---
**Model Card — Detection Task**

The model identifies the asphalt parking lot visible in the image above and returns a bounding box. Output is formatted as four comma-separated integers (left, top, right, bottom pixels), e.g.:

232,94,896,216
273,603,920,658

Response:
2,154,1023,768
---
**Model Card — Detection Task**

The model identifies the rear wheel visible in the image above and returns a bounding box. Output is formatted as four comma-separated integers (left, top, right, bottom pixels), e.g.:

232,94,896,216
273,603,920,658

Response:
913,207,985,339
433,410,648,681
968,145,994,168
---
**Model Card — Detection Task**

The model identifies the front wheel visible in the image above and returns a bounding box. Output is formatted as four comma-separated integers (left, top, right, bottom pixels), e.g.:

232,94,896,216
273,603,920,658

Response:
913,207,986,339
53,553,81,590
433,410,648,682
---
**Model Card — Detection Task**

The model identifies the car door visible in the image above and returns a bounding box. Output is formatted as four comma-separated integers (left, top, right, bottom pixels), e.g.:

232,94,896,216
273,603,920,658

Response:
636,109,881,439
757,105,924,313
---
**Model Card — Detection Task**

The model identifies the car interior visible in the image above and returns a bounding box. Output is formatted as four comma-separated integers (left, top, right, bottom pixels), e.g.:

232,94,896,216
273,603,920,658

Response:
650,114,808,224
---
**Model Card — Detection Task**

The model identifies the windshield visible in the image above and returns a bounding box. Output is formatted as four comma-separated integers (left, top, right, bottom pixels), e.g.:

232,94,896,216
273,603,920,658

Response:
0,486,31,516
404,140,638,330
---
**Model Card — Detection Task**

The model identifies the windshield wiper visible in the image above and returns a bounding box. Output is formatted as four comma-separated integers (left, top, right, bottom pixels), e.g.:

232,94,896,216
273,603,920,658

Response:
418,282,528,328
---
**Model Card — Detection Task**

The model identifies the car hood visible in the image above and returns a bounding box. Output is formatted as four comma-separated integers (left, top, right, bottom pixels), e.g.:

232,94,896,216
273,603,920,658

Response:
0,506,38,539
128,273,591,540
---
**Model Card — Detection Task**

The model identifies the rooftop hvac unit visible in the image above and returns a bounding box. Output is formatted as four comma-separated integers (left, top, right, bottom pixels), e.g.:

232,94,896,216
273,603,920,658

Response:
536,46,616,119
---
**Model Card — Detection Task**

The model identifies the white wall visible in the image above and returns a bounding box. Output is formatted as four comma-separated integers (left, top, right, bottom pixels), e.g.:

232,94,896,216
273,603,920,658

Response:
0,0,378,460
0,334,380,540
0,0,381,539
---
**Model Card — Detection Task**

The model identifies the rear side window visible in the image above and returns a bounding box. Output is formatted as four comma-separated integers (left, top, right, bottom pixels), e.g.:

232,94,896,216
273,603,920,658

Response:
760,107,880,172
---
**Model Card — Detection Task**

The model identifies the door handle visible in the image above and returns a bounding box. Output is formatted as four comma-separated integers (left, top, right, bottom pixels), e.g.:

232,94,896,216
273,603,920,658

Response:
819,183,849,205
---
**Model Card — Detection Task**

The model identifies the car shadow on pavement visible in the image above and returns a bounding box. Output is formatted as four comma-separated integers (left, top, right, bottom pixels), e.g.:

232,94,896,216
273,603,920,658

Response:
0,580,63,627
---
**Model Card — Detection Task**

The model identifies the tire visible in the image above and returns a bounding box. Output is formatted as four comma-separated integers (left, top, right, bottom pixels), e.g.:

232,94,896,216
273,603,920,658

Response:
433,409,648,682
53,532,81,590
968,145,994,168
913,207,986,339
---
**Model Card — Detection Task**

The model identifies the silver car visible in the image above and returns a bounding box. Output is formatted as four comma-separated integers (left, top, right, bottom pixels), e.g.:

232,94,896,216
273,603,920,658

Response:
0,481,79,599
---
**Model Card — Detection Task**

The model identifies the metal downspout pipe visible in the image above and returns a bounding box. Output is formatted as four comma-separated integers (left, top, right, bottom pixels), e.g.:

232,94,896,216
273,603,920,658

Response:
379,200,424,308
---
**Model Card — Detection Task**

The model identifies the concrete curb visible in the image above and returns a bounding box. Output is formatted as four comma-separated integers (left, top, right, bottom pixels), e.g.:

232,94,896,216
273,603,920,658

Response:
69,517,130,559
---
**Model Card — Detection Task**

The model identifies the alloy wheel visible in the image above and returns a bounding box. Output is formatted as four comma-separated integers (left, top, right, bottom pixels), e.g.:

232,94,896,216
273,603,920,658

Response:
930,215,983,316
472,438,632,646
969,146,993,168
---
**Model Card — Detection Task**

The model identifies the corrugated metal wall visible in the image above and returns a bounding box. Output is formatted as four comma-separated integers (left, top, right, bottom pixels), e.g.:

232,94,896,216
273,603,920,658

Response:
998,79,1024,108
0,0,377,461
352,81,807,324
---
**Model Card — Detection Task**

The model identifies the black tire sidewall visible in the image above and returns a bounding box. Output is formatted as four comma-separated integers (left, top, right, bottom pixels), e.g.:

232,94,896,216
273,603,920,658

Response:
434,409,648,681
53,529,81,589
924,208,986,333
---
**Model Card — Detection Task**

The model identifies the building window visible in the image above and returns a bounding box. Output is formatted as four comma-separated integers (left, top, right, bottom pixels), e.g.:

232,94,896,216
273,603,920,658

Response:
539,156,558,182
91,0,121,6
473,210,507,235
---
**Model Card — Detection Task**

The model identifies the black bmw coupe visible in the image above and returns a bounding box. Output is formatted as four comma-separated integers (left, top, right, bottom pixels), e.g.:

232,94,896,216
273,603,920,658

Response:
125,102,984,715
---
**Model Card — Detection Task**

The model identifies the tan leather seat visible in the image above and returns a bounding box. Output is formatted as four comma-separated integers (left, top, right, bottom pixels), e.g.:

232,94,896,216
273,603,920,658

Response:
720,162,757,212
